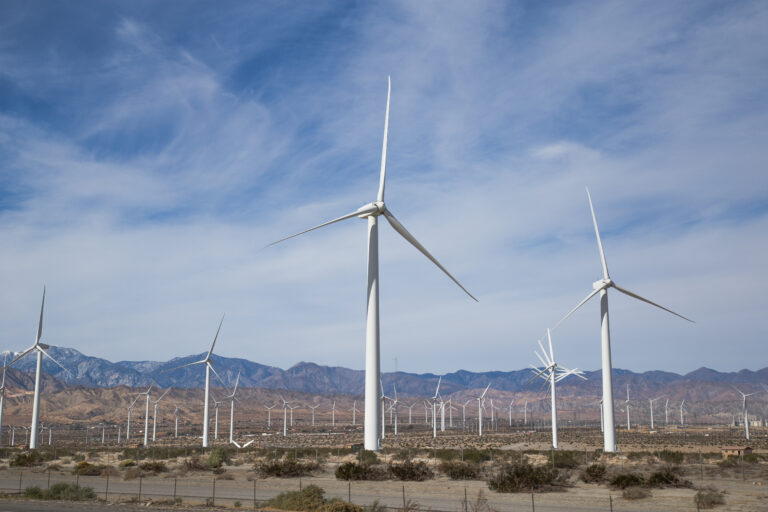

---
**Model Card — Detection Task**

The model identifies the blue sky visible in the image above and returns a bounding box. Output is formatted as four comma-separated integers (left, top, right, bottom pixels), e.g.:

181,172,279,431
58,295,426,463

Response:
0,1,766,374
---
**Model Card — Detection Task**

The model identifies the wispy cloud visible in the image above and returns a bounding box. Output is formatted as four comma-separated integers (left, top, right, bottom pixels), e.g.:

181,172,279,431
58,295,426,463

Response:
0,1,766,375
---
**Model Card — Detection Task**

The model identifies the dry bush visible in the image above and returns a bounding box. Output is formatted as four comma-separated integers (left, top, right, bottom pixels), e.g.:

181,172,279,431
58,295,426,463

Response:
487,463,566,493
123,467,142,480
694,486,725,509
388,460,434,481
580,463,606,483
622,487,651,500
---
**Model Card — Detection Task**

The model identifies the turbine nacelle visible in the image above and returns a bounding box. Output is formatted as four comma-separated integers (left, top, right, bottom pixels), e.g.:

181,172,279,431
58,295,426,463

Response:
592,278,612,291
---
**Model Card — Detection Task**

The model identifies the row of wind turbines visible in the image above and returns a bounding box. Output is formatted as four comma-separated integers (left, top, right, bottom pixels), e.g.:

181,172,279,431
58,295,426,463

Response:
5,75,746,454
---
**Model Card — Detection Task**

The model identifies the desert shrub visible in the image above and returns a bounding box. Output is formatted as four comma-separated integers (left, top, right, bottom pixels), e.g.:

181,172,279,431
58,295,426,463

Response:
625,451,648,461
119,459,136,468
123,468,142,480
717,455,739,468
622,488,650,500
359,450,379,465
46,463,62,471
72,461,102,476
183,456,209,471
10,451,44,467
647,467,692,488
335,462,387,481
267,485,326,511
206,447,232,469
434,449,457,462
552,450,579,469
580,463,607,483
24,486,43,498
743,453,760,464
43,483,96,500
463,449,490,464
609,473,645,489
216,470,234,480
440,461,481,480
487,463,565,493
657,450,684,465
694,486,725,509
320,499,363,512
388,460,434,481
257,459,321,478
139,461,167,473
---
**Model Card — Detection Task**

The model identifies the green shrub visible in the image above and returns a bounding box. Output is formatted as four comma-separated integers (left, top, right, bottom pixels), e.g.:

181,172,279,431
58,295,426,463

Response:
138,461,167,473
320,499,363,512
580,463,607,483
119,459,136,468
335,462,387,481
183,456,209,471
257,459,321,478
10,452,44,467
440,461,481,480
359,450,379,465
657,450,684,465
24,486,43,498
434,449,457,462
43,483,96,501
487,463,565,493
388,460,434,481
267,485,326,511
552,450,580,469
694,486,725,509
609,473,645,489
622,488,650,500
647,467,692,488
463,449,490,464
206,447,232,469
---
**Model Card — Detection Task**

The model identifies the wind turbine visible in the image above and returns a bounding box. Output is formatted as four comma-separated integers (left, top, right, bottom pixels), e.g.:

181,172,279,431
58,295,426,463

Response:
309,404,320,426
461,400,470,430
174,405,179,438
225,373,240,443
529,328,586,449
524,400,528,426
152,388,171,442
212,394,223,440
679,400,685,427
648,397,662,430
406,403,416,425
331,401,335,427
126,396,139,441
280,397,288,437
508,401,514,427
476,383,491,437
664,399,669,426
266,77,476,451
264,404,276,429
431,378,442,438
0,357,6,447
351,401,359,426
136,385,153,447
164,315,225,448
625,384,631,431
390,385,399,435
733,387,757,440
552,188,693,453
289,404,298,426
3,288,70,449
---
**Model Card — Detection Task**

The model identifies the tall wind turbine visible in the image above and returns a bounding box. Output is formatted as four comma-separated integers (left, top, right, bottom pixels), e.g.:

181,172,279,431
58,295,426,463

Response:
431,377,442,438
126,396,140,441
553,188,693,452
164,315,225,448
174,405,179,438
265,404,276,428
136,385,153,447
733,387,757,440
225,373,240,443
3,288,70,449
529,328,586,449
152,388,171,442
680,400,685,427
664,399,669,425
309,404,320,426
266,77,476,451
625,384,631,431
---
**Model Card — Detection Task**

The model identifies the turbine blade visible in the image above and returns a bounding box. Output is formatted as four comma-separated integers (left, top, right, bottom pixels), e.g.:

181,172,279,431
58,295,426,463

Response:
242,440,254,448
534,351,549,369
377,76,391,203
481,383,491,399
613,284,694,322
546,328,555,363
38,347,71,376
586,187,609,280
161,360,206,374
156,388,171,402
206,314,226,360
527,367,549,384
383,209,477,301
552,288,601,330
36,286,46,345
232,372,240,395
434,376,441,397
208,363,227,387
3,346,36,369
264,204,378,249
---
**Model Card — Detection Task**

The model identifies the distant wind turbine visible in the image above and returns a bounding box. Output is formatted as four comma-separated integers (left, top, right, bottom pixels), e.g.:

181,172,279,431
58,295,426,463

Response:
733,386,757,440
476,383,491,437
152,388,171,442
266,77,476,451
552,188,693,452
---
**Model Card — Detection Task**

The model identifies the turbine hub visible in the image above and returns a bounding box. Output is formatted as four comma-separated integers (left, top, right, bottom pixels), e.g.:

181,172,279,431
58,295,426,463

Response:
357,201,385,218
592,278,612,290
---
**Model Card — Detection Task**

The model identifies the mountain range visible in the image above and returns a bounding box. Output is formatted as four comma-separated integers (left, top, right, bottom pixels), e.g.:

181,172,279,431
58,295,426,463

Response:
1,346,766,400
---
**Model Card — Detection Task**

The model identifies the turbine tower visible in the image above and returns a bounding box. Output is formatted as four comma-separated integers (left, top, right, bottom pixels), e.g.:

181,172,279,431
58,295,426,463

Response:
225,373,240,443
266,77,476,451
529,328,586,449
264,404,276,428
3,288,70,449
679,400,685,426
152,388,171,442
648,396,662,430
476,383,491,437
164,316,225,448
136,385,153,447
309,404,319,426
733,387,757,440
625,384,631,431
126,396,140,441
553,188,693,452
431,378,442,438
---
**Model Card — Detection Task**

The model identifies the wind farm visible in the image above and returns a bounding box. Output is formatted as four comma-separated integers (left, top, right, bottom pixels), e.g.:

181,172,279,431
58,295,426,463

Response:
0,1,767,510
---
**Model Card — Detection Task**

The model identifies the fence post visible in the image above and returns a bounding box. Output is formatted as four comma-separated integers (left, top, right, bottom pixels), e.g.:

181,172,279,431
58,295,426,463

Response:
531,492,535,512
105,473,109,500
699,450,703,482
741,453,745,481
348,481,351,502
76,473,79,488
139,476,142,501
47,469,51,489
464,487,468,512
173,477,177,502
609,495,613,512
254,479,257,508
402,485,406,509
18,471,22,494
212,476,216,506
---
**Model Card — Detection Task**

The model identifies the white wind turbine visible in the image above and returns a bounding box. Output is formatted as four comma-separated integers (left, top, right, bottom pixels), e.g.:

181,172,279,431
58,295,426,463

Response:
508,401,514,427
280,397,288,437
225,373,240,443
136,385,153,447
679,400,685,426
664,399,669,426
309,404,320,426
461,400,470,430
476,383,491,437
648,396,662,430
174,405,179,438
431,378,442,438
264,404,276,428
351,401,359,426
529,328,586,449
553,188,693,452
406,403,415,425
164,315,226,448
126,396,140,441
3,288,70,450
733,387,757,440
152,388,171,442
266,77,476,451
625,384,631,431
